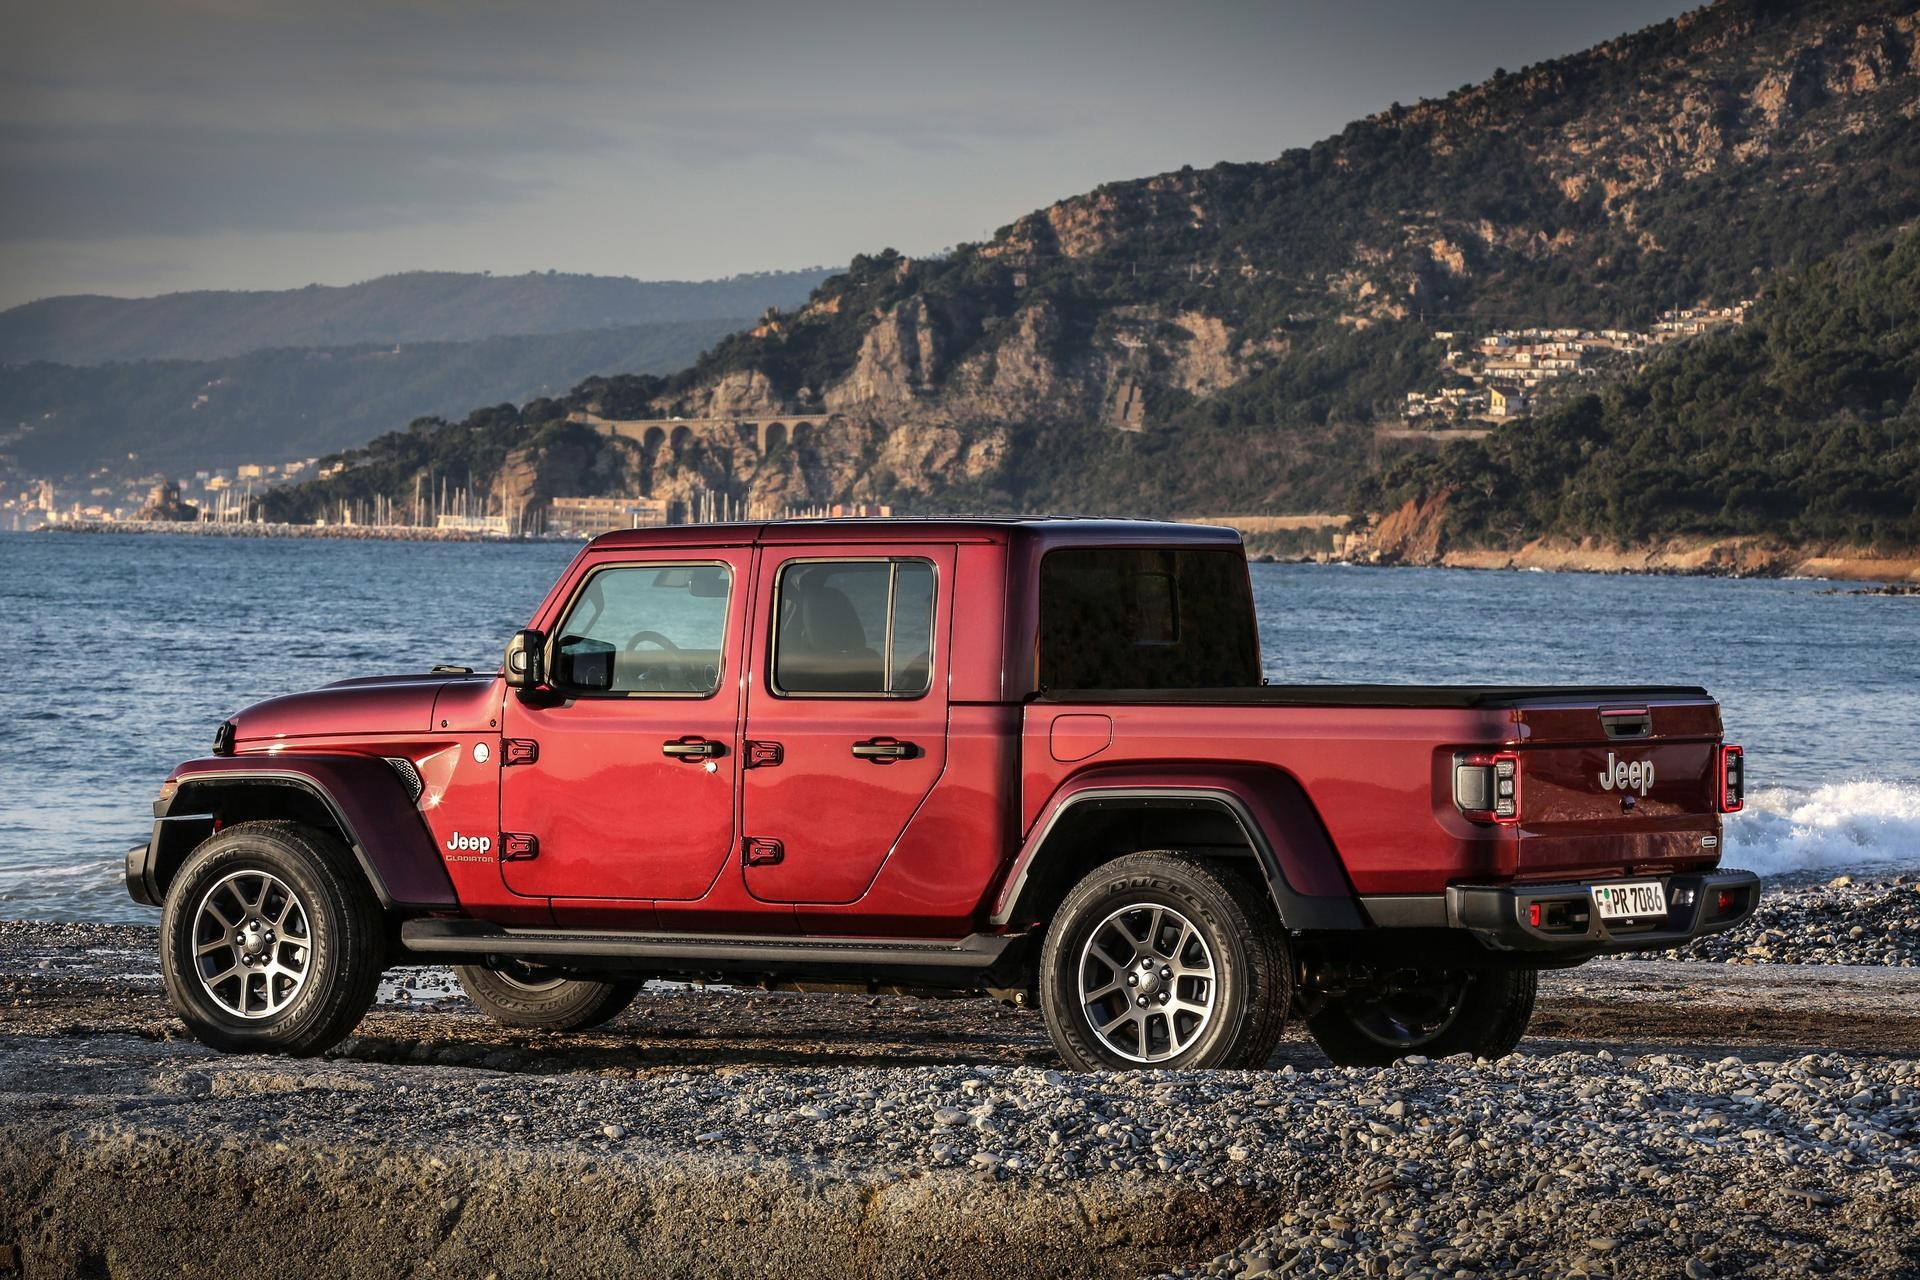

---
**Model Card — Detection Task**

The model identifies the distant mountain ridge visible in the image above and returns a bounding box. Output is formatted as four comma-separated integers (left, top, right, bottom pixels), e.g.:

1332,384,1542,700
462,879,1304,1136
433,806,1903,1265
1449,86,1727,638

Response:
0,269,833,365
1,318,744,474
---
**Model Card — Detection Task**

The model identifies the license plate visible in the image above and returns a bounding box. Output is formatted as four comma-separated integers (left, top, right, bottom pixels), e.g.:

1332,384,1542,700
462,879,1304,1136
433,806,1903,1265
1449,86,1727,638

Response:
1591,881,1667,920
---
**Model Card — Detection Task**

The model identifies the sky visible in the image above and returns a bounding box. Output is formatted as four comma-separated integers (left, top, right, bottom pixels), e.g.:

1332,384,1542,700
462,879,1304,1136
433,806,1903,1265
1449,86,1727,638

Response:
0,0,1696,309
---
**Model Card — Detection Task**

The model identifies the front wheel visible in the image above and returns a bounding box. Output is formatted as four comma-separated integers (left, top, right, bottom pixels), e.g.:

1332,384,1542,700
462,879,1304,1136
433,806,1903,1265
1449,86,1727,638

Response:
1039,852,1291,1071
160,820,386,1056
1306,967,1537,1067
454,961,641,1030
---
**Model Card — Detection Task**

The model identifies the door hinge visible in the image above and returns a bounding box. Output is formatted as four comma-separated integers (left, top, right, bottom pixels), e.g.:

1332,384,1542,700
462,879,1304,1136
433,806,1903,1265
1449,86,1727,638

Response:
503,738,539,766
745,740,784,769
742,837,784,867
502,832,539,861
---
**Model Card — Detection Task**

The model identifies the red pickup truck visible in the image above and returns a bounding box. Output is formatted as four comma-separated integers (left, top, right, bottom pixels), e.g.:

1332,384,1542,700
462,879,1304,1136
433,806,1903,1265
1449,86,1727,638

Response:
128,519,1757,1069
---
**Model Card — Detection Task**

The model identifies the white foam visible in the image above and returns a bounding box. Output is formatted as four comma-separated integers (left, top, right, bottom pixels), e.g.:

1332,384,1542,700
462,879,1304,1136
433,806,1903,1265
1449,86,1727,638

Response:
1724,779,1920,876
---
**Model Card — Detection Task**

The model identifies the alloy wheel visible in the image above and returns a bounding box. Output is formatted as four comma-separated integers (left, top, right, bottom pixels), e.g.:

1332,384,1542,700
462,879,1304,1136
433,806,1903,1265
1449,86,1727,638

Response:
1078,902,1217,1063
192,869,313,1019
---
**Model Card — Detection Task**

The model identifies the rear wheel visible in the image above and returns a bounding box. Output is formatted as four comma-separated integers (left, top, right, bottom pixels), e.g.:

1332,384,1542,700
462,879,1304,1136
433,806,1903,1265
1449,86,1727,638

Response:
160,820,386,1056
454,960,641,1030
1039,852,1290,1071
1306,967,1537,1067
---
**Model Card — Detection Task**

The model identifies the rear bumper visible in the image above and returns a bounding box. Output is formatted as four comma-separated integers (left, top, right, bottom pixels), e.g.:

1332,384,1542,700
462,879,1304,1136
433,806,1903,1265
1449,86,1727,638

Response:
1445,868,1760,956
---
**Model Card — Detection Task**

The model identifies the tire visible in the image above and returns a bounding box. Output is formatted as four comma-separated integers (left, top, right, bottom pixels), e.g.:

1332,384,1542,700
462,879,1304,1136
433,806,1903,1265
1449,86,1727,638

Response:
454,961,641,1031
1306,966,1537,1067
159,820,386,1056
1039,852,1290,1071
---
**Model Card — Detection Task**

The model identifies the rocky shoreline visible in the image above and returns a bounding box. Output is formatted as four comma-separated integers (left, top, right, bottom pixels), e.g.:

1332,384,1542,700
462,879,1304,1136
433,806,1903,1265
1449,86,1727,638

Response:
5,920,1920,1278
1309,524,1920,584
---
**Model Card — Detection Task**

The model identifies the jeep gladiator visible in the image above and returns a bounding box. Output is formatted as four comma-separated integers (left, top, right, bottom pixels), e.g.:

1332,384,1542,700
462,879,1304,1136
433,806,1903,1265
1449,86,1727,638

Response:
127,518,1759,1068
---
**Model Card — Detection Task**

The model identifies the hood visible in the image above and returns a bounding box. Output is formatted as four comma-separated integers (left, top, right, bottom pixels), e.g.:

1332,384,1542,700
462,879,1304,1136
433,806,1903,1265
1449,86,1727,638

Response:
230,672,486,746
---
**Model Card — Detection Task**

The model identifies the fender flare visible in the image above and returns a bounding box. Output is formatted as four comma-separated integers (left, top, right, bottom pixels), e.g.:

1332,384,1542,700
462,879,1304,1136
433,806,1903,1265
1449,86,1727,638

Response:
149,755,458,910
991,766,1366,932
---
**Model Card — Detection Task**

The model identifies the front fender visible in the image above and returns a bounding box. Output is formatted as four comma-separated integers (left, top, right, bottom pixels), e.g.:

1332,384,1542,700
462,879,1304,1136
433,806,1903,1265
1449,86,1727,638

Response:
147,754,458,910
992,764,1365,931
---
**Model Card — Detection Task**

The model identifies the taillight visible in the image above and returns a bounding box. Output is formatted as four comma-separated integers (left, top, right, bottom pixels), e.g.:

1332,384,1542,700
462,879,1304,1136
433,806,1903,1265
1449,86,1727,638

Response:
1454,751,1521,825
1717,744,1744,813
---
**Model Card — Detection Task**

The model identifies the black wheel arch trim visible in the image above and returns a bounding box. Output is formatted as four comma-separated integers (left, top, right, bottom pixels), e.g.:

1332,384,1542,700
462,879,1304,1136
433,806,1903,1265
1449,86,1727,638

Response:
991,784,1366,933
140,756,458,911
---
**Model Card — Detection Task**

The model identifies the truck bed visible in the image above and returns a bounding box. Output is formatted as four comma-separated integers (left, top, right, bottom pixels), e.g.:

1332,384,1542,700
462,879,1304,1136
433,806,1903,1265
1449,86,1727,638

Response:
1037,684,1712,709
1022,686,1726,897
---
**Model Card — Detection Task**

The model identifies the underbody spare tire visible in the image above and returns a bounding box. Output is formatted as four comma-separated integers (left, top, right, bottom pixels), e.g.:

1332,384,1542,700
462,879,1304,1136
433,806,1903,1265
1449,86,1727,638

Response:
454,960,642,1031
159,819,386,1056
1306,966,1538,1067
1039,851,1291,1071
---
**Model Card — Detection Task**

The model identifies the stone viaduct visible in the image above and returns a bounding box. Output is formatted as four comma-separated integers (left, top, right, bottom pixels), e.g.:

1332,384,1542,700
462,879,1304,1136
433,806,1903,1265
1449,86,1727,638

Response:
567,410,839,456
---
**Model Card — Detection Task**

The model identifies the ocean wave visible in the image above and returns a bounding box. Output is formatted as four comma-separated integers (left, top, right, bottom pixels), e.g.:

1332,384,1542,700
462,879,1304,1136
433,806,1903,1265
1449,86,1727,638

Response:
1724,779,1920,876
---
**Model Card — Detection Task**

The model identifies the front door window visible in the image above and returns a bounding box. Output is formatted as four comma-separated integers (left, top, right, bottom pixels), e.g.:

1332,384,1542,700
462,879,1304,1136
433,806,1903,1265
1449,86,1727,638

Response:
551,562,733,695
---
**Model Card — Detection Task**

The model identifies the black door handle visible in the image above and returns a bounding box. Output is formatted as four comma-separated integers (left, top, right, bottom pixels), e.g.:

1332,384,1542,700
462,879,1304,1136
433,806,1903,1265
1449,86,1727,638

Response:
662,738,724,760
851,738,917,761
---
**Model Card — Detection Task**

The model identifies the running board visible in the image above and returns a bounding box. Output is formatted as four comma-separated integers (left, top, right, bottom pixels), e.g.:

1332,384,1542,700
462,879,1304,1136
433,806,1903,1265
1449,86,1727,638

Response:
399,919,1016,973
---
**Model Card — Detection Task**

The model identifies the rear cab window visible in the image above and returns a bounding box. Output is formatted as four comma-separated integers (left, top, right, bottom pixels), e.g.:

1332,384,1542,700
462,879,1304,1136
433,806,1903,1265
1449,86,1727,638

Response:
1037,547,1260,691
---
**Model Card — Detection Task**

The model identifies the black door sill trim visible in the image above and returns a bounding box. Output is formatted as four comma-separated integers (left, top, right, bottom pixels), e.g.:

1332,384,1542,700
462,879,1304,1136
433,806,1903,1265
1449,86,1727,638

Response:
400,918,1015,970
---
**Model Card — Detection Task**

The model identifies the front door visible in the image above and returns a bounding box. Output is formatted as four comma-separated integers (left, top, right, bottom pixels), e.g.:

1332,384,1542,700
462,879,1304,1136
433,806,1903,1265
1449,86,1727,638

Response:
741,544,953,905
500,552,751,901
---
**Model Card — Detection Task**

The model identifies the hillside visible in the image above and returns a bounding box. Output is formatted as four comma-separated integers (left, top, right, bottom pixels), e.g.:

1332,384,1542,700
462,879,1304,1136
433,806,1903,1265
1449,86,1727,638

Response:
2,318,742,475
1355,224,1920,557
0,269,831,366
267,0,1920,536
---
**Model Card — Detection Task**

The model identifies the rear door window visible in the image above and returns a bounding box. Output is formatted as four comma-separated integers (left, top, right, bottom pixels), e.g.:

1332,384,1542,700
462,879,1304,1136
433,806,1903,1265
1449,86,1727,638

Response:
772,559,936,696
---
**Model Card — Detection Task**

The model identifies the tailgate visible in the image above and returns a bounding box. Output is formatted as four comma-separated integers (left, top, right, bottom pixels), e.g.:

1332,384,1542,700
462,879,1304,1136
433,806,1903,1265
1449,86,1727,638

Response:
1504,697,1725,881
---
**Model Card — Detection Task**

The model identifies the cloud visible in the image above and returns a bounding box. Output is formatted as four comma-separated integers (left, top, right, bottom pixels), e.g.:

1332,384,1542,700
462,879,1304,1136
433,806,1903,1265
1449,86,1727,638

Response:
0,0,1700,302
0,119,604,240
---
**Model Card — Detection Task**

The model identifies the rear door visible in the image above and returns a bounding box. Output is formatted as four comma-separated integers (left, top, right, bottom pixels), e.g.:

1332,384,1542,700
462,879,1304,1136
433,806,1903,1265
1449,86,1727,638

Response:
740,543,954,905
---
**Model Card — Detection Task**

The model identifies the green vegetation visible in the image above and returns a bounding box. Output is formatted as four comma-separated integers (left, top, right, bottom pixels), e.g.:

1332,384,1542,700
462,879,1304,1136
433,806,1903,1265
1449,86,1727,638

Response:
1357,228,1920,548
258,406,590,526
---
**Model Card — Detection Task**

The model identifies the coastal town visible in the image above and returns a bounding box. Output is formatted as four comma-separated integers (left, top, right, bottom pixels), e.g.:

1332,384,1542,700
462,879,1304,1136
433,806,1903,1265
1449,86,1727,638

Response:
1398,301,1751,426
2,457,894,539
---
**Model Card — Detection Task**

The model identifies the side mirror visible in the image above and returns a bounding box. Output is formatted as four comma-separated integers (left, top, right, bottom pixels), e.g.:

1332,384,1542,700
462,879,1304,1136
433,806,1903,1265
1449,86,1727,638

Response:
503,629,545,689
553,636,616,693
